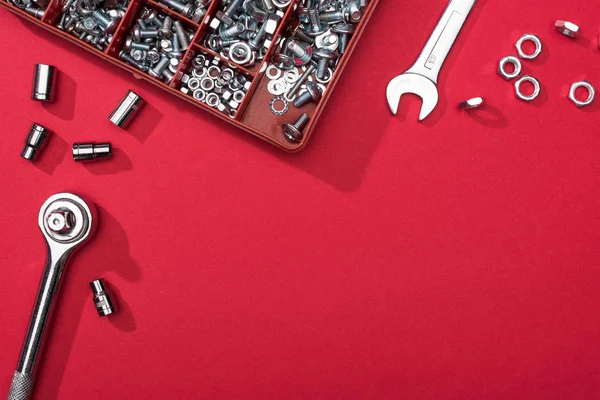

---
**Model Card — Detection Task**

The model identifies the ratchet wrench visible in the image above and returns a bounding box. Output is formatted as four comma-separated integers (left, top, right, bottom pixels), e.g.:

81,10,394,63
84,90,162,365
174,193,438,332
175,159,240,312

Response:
386,0,476,120
7,193,96,400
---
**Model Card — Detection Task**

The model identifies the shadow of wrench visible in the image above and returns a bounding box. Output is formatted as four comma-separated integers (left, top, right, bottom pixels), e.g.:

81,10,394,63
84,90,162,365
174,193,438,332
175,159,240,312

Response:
386,0,476,121
7,193,97,400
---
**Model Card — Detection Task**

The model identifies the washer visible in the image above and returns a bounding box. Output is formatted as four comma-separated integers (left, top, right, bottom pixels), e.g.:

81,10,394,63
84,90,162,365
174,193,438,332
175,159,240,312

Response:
192,67,207,79
514,75,541,102
266,64,282,80
206,93,220,107
187,77,201,90
315,67,333,84
516,34,543,60
268,80,287,96
284,68,299,83
207,66,221,79
200,77,215,91
193,89,206,102
270,96,289,116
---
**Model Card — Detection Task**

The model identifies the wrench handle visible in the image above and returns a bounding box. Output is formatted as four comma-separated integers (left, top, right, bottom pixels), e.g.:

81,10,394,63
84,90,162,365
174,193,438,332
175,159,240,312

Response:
407,0,475,83
7,372,34,400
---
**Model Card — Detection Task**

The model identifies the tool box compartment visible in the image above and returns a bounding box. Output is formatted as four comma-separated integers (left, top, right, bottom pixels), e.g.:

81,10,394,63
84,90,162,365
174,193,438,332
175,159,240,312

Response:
0,0,378,152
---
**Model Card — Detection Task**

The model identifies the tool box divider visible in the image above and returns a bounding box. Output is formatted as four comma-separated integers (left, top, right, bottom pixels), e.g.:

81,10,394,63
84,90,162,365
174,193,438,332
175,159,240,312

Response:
105,0,143,57
41,0,60,24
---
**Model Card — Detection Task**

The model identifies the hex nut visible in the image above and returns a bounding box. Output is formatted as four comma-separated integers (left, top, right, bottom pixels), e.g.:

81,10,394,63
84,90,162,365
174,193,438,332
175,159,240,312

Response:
568,81,595,107
515,33,542,60
498,56,522,80
264,14,280,38
209,16,221,30
555,20,580,38
514,75,541,102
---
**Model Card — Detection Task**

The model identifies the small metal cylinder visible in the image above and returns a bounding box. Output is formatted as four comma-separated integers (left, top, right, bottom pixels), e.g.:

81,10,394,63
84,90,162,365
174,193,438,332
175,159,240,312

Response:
109,90,145,128
72,142,112,162
90,279,116,317
21,123,51,161
32,64,56,102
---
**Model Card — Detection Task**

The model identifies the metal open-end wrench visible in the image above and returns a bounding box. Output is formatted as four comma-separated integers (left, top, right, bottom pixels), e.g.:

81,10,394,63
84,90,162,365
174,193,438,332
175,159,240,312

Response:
7,193,96,400
386,0,476,121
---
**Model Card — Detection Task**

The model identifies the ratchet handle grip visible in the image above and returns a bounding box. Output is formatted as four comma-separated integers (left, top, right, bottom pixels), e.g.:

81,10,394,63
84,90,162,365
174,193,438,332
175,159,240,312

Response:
7,371,34,400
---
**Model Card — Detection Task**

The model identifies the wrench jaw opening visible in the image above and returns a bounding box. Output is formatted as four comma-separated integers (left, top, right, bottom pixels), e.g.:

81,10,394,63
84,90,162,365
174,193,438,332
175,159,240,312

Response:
386,73,439,121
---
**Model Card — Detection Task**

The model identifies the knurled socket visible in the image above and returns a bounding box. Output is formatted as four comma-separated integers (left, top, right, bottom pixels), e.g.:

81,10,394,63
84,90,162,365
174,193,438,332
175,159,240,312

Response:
109,90,145,128
32,64,57,102
72,143,112,162
90,279,117,317
21,123,51,161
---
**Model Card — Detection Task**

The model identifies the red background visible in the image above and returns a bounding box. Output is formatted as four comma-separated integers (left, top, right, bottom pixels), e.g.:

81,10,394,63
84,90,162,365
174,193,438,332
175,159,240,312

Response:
2,1,600,399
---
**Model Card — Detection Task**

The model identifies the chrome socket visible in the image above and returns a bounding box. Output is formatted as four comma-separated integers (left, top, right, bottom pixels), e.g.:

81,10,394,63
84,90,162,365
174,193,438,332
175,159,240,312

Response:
21,123,51,161
109,90,144,128
90,279,117,317
72,142,112,162
32,64,57,102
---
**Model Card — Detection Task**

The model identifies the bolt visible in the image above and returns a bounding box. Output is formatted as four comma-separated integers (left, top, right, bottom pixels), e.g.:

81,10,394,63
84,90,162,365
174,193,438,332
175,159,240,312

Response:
249,19,268,50
64,14,77,30
25,5,44,18
82,16,97,31
92,9,119,34
62,0,75,12
294,81,322,107
358,0,368,12
314,48,338,79
306,7,327,36
149,55,170,78
294,28,315,45
260,0,275,12
143,8,162,26
159,15,173,39
346,1,362,23
119,50,147,71
158,0,193,17
287,40,312,65
320,9,346,23
133,26,159,41
332,23,355,54
287,63,316,99
47,209,76,234
221,22,245,40
171,32,181,51
57,13,67,29
162,68,175,83
216,0,243,25
125,38,151,51
173,20,189,50
282,113,309,143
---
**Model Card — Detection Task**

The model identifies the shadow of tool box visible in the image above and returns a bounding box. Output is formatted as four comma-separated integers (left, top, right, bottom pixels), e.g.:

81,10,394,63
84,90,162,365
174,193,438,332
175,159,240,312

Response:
0,0,378,152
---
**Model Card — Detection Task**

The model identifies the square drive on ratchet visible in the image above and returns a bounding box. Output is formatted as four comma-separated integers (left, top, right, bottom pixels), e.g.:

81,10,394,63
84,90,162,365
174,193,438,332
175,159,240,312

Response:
386,0,476,121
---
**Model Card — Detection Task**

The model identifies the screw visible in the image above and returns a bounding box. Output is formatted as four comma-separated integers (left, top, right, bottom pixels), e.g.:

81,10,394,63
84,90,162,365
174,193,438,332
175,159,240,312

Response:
125,38,151,51
143,8,162,26
248,19,268,49
92,9,119,34
287,40,312,65
62,0,75,12
173,20,190,50
306,7,327,36
260,0,275,12
332,23,355,54
47,209,76,234
294,82,322,107
133,26,159,41
220,22,245,40
294,28,315,45
149,55,170,78
131,49,146,61
346,1,362,23
25,5,45,18
159,15,173,38
158,0,193,17
314,48,338,80
119,50,147,71
282,113,310,143
287,63,316,99
162,68,175,83
216,0,244,25
320,9,346,23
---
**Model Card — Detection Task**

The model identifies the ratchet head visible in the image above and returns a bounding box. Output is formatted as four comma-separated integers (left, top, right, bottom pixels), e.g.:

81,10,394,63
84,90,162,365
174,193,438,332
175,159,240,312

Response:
39,193,96,256
386,73,439,121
